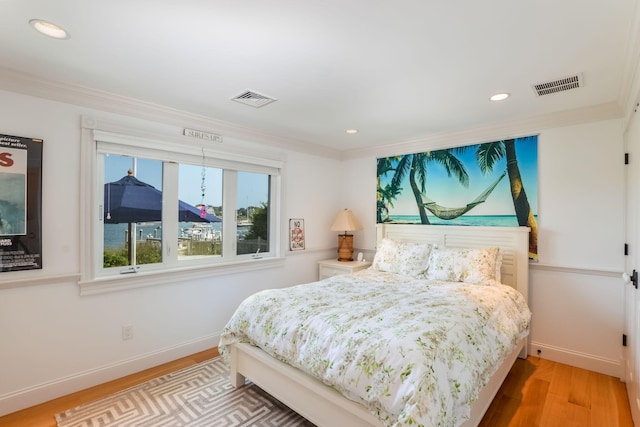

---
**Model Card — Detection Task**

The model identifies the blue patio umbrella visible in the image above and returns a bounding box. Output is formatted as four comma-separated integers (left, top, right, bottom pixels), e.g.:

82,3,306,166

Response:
104,174,221,224
104,173,221,264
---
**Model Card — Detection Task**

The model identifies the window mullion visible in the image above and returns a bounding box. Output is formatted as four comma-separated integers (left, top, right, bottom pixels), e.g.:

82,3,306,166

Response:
95,154,106,277
269,173,280,256
222,170,237,258
163,162,179,265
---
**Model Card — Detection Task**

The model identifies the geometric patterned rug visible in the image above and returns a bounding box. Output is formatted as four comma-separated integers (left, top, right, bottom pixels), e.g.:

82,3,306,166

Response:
55,357,315,427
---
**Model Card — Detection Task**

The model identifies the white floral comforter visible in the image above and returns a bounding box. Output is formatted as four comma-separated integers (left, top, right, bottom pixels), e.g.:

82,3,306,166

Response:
219,269,531,427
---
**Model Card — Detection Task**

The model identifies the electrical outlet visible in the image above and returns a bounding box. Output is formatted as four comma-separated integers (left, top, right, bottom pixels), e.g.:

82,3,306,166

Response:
122,325,134,341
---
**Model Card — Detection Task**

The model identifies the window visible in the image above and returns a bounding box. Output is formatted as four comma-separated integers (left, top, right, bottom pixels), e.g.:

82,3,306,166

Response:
80,122,283,294
178,164,223,259
103,155,164,269
237,171,270,256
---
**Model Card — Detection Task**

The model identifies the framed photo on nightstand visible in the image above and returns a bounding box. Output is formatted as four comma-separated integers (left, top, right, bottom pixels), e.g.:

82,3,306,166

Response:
289,218,305,251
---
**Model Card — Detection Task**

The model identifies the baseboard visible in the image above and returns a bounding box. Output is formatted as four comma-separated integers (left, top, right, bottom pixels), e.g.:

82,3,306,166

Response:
529,340,622,379
0,333,219,417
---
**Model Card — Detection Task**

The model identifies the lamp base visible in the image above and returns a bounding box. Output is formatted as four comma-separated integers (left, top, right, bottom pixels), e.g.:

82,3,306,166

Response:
337,234,354,261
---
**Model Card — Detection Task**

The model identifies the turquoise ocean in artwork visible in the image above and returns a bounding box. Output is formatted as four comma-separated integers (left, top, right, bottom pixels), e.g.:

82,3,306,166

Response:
387,214,537,227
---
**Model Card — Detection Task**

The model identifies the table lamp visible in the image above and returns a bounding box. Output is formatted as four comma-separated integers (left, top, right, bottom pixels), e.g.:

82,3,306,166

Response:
330,208,363,261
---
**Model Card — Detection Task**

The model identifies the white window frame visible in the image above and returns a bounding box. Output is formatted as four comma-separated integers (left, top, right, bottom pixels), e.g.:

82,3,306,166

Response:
79,117,284,295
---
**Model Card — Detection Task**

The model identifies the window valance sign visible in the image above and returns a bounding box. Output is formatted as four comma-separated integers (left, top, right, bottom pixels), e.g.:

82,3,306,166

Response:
0,134,43,272
377,135,538,260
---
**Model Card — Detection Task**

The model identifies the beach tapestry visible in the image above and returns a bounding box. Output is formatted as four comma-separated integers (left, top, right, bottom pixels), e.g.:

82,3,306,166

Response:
0,134,43,272
377,136,538,260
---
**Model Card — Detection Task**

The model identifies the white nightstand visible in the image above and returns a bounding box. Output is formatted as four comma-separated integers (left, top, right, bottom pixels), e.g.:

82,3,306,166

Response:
318,258,372,280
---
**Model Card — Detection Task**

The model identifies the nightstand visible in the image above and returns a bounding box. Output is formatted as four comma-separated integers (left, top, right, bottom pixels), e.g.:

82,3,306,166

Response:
318,258,371,280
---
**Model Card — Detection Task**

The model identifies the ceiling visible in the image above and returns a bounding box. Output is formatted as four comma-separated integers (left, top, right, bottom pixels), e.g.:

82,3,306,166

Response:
1,0,639,152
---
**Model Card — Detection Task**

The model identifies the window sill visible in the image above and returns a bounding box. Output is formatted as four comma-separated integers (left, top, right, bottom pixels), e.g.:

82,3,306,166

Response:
78,257,285,296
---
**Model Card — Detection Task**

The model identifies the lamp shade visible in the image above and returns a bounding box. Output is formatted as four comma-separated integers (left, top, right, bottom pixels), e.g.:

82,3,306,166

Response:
330,209,363,233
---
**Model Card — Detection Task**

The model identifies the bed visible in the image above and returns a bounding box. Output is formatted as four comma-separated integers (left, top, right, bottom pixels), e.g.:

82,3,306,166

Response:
219,224,531,427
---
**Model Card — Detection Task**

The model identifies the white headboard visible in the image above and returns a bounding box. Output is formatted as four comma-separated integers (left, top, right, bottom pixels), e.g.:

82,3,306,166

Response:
376,224,530,302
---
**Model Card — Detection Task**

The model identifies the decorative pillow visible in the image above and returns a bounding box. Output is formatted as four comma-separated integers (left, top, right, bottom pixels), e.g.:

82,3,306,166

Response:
424,246,502,284
371,238,433,277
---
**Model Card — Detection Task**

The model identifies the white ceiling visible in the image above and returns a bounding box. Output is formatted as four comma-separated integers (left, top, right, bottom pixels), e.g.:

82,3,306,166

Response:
1,0,639,152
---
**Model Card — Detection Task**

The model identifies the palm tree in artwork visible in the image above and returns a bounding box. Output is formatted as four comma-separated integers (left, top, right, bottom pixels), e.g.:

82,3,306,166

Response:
390,149,469,224
377,183,402,222
377,157,402,222
476,137,538,256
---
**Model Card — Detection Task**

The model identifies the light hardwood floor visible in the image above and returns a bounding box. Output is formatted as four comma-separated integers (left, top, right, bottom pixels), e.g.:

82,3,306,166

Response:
0,350,634,427
480,356,634,427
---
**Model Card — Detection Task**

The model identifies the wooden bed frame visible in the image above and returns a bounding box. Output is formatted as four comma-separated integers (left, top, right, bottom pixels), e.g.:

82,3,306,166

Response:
228,224,531,427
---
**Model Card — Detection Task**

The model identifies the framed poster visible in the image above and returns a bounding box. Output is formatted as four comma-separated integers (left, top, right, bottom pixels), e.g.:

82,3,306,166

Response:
0,134,43,272
289,218,305,251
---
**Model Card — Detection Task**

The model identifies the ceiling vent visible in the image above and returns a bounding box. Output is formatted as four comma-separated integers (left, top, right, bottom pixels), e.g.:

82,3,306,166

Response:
231,90,277,108
532,73,583,96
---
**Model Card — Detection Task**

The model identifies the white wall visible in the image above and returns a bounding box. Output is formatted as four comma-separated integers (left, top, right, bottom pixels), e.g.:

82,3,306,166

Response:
343,119,627,377
530,121,625,376
0,87,628,415
0,90,339,415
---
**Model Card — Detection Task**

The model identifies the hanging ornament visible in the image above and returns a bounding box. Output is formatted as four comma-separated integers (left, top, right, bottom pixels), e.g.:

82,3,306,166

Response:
200,153,207,219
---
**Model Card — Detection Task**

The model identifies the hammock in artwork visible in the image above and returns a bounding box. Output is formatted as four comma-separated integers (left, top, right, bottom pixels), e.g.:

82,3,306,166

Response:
423,171,506,220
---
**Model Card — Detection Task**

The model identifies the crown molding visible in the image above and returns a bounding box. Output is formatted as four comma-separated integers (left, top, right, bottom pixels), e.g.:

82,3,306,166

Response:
0,66,628,162
0,67,343,160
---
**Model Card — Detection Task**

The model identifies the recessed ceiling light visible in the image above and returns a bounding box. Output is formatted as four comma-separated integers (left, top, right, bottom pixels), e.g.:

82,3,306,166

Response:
29,19,69,39
345,129,359,134
490,93,510,101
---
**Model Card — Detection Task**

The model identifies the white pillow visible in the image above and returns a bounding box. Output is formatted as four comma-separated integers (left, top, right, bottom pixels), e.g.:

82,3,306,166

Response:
424,246,502,284
371,238,433,278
